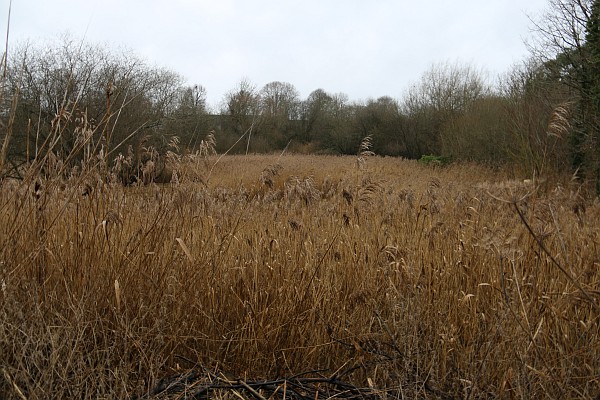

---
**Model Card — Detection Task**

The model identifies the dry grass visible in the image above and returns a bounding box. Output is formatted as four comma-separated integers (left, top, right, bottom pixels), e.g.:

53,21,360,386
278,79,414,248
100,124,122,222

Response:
0,154,599,399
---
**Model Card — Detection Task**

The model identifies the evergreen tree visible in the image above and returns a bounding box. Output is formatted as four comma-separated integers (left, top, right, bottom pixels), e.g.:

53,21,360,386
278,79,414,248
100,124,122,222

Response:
585,0,600,192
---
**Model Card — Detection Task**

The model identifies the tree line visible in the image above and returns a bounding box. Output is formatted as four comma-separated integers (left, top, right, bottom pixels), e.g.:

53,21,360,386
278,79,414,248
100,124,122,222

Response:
2,0,600,190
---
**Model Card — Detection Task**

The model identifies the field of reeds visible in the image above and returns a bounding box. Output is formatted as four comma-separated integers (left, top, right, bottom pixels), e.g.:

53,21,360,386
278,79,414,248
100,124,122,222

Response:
0,150,598,399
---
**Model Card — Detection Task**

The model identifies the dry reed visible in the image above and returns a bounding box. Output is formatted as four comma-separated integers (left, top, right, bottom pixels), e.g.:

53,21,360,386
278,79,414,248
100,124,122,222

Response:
0,154,598,399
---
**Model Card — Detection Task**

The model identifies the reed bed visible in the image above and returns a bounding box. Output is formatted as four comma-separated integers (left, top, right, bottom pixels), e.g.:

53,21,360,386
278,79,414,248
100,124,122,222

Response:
0,155,598,399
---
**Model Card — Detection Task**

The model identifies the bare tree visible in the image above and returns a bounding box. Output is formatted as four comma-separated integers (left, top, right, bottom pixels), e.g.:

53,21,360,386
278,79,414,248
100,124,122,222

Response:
300,89,333,143
260,81,300,120
528,0,592,75
404,61,487,116
2,35,189,179
353,96,405,156
401,61,489,157
164,84,209,150
529,0,600,189
219,79,264,152
259,81,300,147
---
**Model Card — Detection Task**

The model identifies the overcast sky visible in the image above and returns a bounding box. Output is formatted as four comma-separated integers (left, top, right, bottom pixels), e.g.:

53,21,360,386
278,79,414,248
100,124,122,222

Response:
4,0,549,109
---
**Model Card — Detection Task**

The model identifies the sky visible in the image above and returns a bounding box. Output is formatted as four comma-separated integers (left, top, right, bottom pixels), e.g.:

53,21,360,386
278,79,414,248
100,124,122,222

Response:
3,0,550,109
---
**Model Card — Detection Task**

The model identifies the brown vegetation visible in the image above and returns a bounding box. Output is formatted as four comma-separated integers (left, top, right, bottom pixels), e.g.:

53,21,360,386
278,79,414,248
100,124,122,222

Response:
0,154,598,399
2,5,600,396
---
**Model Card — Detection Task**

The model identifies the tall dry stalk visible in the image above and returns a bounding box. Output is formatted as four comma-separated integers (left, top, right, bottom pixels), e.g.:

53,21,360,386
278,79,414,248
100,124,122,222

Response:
537,101,572,182
0,147,598,399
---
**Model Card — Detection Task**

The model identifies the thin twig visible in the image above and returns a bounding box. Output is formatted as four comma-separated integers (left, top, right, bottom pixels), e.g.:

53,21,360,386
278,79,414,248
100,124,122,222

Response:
2,368,28,400
207,119,256,183
513,202,599,313
238,379,268,400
